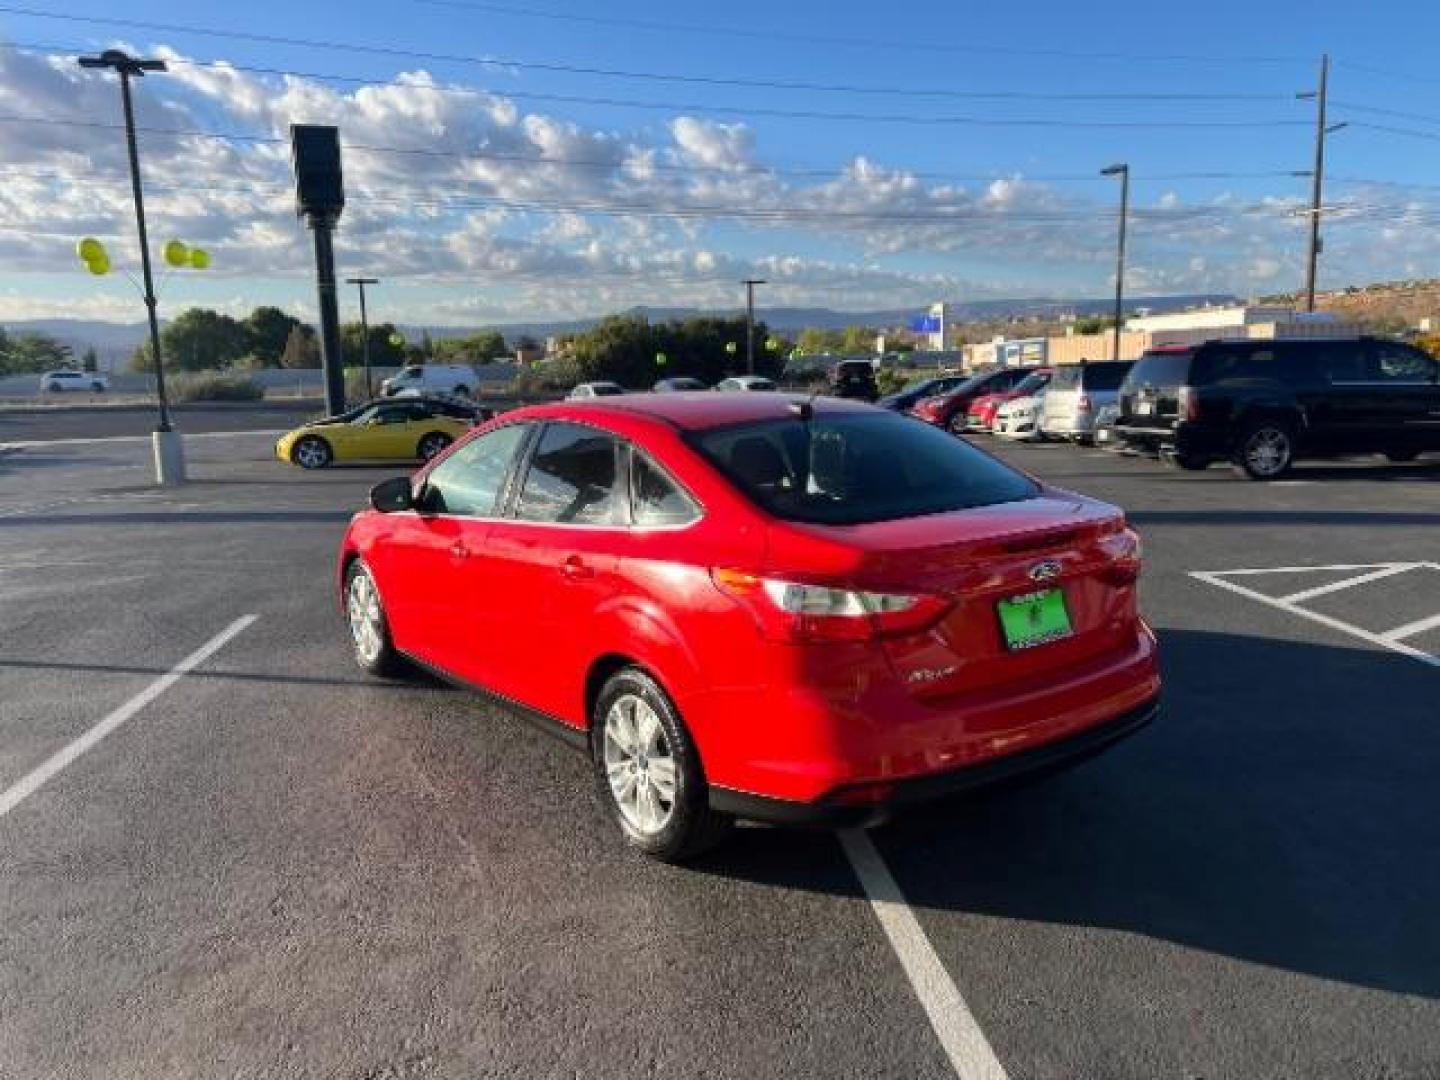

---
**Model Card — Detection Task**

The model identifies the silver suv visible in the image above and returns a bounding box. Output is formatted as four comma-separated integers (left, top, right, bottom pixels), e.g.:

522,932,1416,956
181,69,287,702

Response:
1039,361,1131,444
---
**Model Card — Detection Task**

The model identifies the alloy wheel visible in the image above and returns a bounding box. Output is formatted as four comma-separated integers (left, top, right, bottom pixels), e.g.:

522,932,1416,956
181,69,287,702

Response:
295,438,330,469
347,569,384,664
1244,428,1291,477
602,693,677,835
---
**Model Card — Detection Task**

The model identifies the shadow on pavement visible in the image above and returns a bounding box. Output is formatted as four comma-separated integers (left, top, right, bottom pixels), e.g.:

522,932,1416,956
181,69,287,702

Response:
0,656,448,691
0,510,355,527
695,628,1440,999
1129,510,1440,527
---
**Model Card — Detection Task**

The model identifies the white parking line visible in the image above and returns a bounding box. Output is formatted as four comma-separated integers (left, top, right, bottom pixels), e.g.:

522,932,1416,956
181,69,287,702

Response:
1191,566,1440,670
0,429,286,450
0,615,258,820
1279,564,1419,604
840,829,1009,1080
1382,612,1440,643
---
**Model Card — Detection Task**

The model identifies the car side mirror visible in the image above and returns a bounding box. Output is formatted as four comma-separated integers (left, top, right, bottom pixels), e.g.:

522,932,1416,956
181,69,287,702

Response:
369,476,414,513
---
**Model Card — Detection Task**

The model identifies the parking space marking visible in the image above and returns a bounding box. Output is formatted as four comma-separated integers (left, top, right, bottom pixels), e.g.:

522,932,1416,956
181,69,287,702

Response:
1191,563,1440,670
840,829,1009,1080
0,429,287,450
0,614,258,820
1278,563,1419,604
1381,611,1440,643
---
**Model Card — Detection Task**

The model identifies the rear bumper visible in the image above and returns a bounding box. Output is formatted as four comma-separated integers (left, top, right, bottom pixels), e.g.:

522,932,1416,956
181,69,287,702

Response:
1116,421,1228,459
710,694,1159,827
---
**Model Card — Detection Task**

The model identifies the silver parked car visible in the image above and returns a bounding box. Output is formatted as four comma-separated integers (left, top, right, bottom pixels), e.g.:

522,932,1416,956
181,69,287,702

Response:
1039,361,1131,444
40,369,108,393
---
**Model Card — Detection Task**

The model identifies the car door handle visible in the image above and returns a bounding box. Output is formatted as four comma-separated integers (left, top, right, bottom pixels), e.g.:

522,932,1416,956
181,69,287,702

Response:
449,541,471,560
560,556,594,580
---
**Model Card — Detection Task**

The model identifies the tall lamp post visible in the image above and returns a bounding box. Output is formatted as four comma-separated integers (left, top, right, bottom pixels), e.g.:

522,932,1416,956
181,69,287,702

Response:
1100,163,1130,363
77,49,185,485
346,277,380,398
742,278,766,375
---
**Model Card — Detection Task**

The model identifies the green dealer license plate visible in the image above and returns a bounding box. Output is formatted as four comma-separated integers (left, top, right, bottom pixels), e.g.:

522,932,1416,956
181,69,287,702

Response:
997,588,1074,651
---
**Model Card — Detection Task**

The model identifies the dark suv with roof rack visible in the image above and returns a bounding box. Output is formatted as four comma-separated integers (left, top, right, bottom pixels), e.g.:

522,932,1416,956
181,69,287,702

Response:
1115,337,1440,479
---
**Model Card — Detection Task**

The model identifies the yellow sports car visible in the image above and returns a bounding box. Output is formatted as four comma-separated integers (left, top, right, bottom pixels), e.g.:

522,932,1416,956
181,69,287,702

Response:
275,397,486,469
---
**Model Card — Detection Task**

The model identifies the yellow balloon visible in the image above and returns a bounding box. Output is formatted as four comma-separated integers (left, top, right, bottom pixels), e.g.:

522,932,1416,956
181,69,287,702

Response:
163,240,189,268
86,253,111,276
388,332,405,347
77,237,105,263
188,248,210,269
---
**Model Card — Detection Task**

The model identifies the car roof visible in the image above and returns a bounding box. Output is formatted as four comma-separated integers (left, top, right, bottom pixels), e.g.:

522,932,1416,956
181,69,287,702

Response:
513,391,877,432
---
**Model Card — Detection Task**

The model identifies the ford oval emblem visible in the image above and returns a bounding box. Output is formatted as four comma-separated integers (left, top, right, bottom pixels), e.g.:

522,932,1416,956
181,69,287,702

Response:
1029,559,1062,582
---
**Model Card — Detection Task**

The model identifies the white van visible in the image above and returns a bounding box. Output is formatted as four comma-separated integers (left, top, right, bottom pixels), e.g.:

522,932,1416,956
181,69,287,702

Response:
380,363,478,398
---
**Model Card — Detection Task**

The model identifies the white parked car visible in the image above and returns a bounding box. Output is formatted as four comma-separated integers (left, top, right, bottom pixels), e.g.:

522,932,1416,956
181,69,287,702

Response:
40,370,108,393
380,363,478,398
993,391,1047,441
567,381,626,399
714,376,777,392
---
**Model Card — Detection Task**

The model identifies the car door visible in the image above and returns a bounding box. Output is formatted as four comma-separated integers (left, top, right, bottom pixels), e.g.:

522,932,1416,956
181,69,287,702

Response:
1364,341,1440,451
368,422,532,676
480,421,627,726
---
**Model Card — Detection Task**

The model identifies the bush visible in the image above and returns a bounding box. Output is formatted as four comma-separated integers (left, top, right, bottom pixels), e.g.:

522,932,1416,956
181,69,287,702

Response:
512,356,582,396
169,373,264,402
874,368,913,397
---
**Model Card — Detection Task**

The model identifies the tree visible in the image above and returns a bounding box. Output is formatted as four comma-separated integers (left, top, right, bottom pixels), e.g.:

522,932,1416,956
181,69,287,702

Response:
340,321,407,368
280,323,321,368
420,329,436,359
80,346,99,373
1,330,73,374
840,325,877,354
567,313,778,387
434,330,507,362
796,327,845,355
131,308,247,371
244,306,300,367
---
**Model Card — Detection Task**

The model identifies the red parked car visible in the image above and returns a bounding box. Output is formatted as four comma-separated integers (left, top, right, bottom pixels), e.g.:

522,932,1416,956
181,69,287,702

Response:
340,394,1161,861
909,366,1038,433
966,368,1055,433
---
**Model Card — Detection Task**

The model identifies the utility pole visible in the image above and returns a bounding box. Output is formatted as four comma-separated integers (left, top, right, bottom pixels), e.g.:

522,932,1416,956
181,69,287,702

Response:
742,278,766,375
1299,55,1345,312
347,277,379,399
1100,163,1130,363
77,49,185,485
291,125,347,415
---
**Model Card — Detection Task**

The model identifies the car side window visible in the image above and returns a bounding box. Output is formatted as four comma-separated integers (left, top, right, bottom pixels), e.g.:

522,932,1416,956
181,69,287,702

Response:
421,424,529,517
631,452,699,527
514,423,621,526
1318,343,1368,384
1369,343,1437,383
375,406,412,425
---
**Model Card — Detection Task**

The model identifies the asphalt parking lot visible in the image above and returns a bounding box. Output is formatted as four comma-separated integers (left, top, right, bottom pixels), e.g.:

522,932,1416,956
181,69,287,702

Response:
1,422,1437,1079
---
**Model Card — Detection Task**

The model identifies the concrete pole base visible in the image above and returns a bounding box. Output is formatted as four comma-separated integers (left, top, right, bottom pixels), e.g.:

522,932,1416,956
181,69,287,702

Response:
152,429,187,486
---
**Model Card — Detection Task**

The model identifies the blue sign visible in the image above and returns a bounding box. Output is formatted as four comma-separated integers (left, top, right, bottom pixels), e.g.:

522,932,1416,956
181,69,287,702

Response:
909,315,941,333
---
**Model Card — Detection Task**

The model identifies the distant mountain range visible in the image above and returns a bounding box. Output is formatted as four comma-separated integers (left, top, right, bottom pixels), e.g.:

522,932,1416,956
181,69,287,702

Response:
3,293,1240,362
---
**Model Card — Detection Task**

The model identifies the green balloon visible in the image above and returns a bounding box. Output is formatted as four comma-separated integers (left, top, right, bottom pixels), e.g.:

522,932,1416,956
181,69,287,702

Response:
389,332,405,347
724,341,738,355
655,351,668,366
85,252,111,276
188,248,210,270
163,240,189,268
77,237,105,263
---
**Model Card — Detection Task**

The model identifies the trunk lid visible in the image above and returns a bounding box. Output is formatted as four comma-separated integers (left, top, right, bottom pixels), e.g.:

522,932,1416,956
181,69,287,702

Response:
1120,350,1193,431
764,493,1139,700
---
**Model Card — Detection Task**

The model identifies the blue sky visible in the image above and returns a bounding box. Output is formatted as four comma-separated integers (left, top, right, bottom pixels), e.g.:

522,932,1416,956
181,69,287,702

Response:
3,0,1440,326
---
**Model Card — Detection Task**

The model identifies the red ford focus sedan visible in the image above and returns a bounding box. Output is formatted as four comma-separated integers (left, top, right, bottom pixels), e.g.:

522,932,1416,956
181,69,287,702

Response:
339,394,1160,861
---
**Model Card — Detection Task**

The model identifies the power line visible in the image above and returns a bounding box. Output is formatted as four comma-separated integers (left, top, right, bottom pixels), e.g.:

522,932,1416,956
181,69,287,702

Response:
410,0,1312,66
0,44,1306,129
1330,100,1440,128
1343,120,1440,144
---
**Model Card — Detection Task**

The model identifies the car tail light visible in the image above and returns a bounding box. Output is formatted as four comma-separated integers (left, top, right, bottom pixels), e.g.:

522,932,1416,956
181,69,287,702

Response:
1178,385,1200,422
1097,520,1142,585
711,569,951,643
1077,393,1092,413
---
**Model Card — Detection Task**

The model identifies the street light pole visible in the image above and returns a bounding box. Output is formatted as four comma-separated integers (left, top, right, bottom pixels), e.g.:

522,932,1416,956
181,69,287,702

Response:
347,277,379,399
1100,163,1130,363
742,278,766,375
78,49,185,484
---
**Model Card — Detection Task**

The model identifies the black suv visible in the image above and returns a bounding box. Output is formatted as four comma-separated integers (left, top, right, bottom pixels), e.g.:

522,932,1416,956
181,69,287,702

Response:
1115,337,1440,479
829,359,880,401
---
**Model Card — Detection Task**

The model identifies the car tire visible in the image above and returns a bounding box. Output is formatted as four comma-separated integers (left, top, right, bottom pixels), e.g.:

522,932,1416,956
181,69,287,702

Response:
90,381,105,393
452,385,471,398
45,382,61,393
1168,452,1210,471
1233,419,1296,480
1384,449,1420,463
417,431,452,461
292,434,333,470
592,667,733,863
946,413,968,435
343,559,404,677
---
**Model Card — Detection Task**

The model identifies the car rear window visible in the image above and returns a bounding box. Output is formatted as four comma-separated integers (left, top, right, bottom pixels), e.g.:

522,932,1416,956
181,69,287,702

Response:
1083,361,1131,391
1124,351,1193,388
1048,366,1083,390
693,412,1039,525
